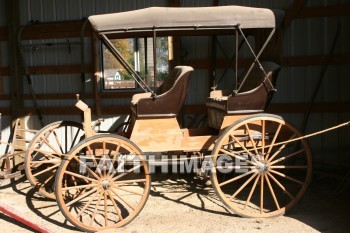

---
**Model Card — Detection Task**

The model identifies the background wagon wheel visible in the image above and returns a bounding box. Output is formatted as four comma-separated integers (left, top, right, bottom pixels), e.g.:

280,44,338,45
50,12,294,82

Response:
25,121,84,199
211,113,312,218
55,134,151,232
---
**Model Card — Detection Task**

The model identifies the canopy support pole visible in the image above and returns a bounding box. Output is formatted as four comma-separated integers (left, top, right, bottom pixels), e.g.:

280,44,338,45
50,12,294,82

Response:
101,34,154,94
236,27,276,93
235,29,238,92
153,30,157,90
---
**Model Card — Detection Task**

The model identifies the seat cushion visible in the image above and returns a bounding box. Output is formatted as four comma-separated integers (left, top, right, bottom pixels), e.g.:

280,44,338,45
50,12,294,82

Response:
205,96,228,111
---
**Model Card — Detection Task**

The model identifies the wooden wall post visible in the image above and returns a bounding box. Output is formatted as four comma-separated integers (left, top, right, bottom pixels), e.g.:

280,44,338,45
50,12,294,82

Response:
6,0,26,165
168,0,182,70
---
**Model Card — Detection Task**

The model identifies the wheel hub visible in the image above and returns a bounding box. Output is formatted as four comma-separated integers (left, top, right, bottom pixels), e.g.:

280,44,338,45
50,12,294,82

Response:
256,161,269,173
252,155,269,173
101,179,111,190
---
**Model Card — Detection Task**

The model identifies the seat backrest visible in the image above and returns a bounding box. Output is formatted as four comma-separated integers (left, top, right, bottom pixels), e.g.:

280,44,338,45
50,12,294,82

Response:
155,66,193,95
238,61,280,93
134,66,194,117
225,61,281,114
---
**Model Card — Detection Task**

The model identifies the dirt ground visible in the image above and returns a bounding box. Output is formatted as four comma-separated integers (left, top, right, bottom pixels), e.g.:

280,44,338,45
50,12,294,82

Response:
0,171,349,233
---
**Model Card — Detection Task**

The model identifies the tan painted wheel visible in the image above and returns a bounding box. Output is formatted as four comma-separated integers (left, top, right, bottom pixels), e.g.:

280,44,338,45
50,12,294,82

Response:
25,121,84,199
211,114,312,218
55,134,150,232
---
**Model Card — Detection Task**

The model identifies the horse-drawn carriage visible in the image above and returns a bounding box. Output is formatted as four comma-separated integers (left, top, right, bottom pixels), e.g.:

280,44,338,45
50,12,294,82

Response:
24,5,311,232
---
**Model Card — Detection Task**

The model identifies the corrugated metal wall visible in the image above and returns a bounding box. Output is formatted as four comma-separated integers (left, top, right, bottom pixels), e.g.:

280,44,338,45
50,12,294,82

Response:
0,0,11,154
0,0,349,165
279,0,350,166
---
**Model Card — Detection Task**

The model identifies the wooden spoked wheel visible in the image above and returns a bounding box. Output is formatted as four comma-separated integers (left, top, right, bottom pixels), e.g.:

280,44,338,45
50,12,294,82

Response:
55,134,150,232
25,121,84,199
211,114,312,218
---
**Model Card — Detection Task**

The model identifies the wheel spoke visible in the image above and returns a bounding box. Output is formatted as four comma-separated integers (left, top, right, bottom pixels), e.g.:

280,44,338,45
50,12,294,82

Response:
61,183,97,191
107,190,123,221
30,148,60,159
270,165,308,169
243,174,261,210
104,191,108,227
267,173,294,199
90,191,104,226
40,136,62,156
116,157,128,175
269,169,304,185
261,120,265,156
265,174,280,210
230,135,255,158
114,143,121,156
110,187,135,211
269,149,305,166
32,164,59,177
267,135,296,162
216,165,253,170
36,131,50,149
64,126,68,152
73,156,101,181
102,142,107,176
219,169,256,187
86,145,98,167
70,174,78,187
230,172,259,200
51,129,64,154
76,190,101,218
219,148,257,166
64,170,98,183
66,187,98,207
107,144,121,177
265,123,282,160
111,164,143,182
30,159,61,164
39,174,55,187
71,128,82,148
244,123,259,156
260,174,264,214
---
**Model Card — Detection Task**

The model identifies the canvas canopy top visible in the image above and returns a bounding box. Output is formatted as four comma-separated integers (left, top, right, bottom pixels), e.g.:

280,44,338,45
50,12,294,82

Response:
88,5,284,35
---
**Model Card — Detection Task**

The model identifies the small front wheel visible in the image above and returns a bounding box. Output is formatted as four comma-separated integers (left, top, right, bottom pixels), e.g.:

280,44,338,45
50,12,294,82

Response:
55,134,151,232
211,114,312,218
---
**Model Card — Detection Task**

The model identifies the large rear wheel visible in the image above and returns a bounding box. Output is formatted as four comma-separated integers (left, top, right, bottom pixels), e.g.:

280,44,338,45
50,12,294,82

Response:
211,114,312,217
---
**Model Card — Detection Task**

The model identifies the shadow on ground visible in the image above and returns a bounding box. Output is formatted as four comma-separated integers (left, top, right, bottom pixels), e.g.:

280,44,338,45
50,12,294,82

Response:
149,172,350,233
284,173,350,233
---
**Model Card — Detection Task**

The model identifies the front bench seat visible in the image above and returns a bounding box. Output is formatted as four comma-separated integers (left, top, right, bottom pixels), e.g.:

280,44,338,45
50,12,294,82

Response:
131,66,194,118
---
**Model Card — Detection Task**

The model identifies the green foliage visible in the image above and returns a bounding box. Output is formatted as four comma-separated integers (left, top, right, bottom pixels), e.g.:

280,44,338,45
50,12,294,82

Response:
103,39,133,70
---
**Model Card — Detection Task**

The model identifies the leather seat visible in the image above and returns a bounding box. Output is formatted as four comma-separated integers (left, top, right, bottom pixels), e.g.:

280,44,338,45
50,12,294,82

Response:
131,66,194,118
206,61,281,129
